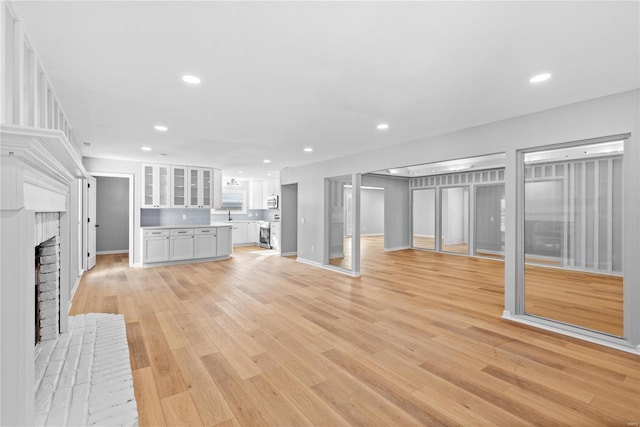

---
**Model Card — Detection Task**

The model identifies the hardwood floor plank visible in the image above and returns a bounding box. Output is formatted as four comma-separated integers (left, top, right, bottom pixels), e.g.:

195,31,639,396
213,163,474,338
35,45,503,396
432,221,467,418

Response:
132,367,166,427
172,346,235,426
144,333,188,399
72,245,639,427
160,391,203,427
125,321,150,370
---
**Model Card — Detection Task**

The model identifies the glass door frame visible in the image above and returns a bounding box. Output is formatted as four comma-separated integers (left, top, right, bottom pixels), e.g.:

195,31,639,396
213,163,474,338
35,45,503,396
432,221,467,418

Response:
513,134,637,351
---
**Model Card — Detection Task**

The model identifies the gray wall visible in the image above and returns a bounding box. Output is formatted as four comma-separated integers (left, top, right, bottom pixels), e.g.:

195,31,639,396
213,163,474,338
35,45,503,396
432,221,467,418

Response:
361,175,411,250
281,183,298,255
360,188,384,236
96,176,129,252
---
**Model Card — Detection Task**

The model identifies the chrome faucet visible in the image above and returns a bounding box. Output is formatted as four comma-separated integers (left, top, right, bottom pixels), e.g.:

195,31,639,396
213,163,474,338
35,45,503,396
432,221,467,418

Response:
228,210,232,221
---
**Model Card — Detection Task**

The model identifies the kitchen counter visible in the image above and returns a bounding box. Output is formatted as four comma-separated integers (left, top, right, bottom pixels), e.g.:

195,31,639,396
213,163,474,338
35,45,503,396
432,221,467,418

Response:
141,224,233,230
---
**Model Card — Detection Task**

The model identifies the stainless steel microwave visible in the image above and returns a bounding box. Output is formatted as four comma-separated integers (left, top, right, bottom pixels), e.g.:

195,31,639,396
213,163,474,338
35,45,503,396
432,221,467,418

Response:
266,195,278,209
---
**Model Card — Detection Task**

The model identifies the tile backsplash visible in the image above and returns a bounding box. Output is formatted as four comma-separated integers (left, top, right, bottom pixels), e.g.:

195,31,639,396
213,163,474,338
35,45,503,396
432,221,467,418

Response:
140,208,211,227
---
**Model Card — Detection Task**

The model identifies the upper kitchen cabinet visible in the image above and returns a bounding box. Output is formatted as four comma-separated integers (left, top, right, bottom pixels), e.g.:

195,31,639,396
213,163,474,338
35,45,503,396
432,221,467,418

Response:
171,165,189,207
264,178,280,198
250,180,265,209
188,167,214,208
142,163,171,208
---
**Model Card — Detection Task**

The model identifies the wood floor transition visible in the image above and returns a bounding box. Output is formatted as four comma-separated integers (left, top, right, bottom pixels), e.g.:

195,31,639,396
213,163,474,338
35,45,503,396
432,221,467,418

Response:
70,237,638,426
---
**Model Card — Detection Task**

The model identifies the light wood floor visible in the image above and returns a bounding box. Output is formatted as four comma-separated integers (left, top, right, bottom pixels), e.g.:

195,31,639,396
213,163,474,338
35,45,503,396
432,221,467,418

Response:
71,240,638,426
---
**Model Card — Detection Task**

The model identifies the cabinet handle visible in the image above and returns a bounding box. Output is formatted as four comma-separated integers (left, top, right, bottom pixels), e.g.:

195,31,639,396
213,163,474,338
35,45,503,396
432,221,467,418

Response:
152,232,161,235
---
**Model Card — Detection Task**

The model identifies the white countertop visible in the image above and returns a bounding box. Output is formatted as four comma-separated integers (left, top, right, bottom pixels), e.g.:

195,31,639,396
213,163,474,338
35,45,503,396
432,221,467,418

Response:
141,224,233,230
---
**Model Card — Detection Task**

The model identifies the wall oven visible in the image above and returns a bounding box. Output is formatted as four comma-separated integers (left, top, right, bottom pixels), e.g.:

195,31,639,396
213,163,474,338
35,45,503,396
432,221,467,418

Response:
259,222,271,249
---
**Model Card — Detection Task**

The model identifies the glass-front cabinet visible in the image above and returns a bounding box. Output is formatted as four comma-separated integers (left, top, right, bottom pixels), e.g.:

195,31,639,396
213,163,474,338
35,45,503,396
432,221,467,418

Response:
187,167,214,208
171,166,188,207
141,163,170,208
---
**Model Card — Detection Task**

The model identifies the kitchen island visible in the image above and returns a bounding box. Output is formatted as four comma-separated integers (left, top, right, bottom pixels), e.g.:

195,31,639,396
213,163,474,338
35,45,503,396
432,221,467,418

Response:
141,224,233,266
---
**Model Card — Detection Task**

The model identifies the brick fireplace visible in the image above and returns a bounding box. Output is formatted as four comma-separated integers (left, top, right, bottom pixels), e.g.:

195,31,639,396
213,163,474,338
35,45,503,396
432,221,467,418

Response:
35,216,61,343
1,125,87,425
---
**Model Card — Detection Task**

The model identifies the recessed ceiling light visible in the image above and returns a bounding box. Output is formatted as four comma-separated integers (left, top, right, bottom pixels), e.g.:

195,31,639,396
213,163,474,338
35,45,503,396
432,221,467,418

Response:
263,159,271,164
154,125,168,132
267,173,272,177
377,123,389,130
238,171,243,174
182,75,201,85
530,73,551,83
141,147,152,151
304,147,313,152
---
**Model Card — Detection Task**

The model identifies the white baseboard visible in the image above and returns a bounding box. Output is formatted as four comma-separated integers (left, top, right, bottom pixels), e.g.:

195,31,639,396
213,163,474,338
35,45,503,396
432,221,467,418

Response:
296,257,361,277
361,233,384,237
296,257,323,267
384,245,410,252
96,250,129,255
503,313,639,356
280,251,297,257
68,272,84,313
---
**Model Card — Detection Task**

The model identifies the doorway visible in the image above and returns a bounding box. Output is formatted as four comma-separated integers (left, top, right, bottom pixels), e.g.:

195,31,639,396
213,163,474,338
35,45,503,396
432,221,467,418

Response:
84,172,134,269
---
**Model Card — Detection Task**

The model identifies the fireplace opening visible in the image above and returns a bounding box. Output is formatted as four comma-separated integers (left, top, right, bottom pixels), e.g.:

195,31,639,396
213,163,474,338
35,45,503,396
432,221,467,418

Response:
34,235,60,344
35,245,41,345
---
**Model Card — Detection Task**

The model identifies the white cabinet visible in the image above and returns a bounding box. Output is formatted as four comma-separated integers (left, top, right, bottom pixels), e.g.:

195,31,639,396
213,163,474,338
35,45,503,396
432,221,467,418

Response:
143,226,231,264
188,168,214,208
194,228,217,258
216,227,232,256
263,178,280,206
248,222,259,243
169,229,194,260
231,222,249,245
143,230,170,262
171,165,189,208
250,180,265,209
213,169,222,209
142,163,171,208
270,222,280,251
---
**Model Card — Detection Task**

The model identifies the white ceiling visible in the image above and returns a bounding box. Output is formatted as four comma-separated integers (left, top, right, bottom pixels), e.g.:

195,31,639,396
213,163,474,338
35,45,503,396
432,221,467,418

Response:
14,1,639,179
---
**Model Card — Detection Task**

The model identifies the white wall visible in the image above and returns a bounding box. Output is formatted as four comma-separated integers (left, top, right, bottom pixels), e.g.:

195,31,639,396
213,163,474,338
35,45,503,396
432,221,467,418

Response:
281,89,640,346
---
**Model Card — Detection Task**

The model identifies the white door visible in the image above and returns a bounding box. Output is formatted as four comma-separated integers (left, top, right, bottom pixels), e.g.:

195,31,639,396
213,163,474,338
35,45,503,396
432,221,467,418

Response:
85,176,97,270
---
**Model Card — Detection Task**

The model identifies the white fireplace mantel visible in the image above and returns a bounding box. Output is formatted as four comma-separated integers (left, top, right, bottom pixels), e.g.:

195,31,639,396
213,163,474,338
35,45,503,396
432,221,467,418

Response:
1,124,88,426
1,124,88,212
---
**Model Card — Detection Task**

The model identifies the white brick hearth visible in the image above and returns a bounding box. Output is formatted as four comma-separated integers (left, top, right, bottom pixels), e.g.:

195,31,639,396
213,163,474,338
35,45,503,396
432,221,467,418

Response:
34,314,138,426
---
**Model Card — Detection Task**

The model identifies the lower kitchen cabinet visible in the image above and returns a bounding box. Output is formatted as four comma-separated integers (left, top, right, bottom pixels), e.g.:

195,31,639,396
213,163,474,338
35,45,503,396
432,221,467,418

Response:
216,227,231,256
142,226,232,266
231,222,249,245
170,229,194,260
143,230,170,263
194,228,217,258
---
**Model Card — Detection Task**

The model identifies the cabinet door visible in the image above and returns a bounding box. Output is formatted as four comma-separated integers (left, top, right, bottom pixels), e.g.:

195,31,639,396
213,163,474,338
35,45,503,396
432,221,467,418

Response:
216,227,231,256
194,229,217,258
171,166,189,207
231,223,249,245
270,223,280,250
248,223,259,243
188,168,200,208
142,163,170,208
170,235,194,260
143,237,170,263
250,180,264,209
202,169,213,208
213,169,222,209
